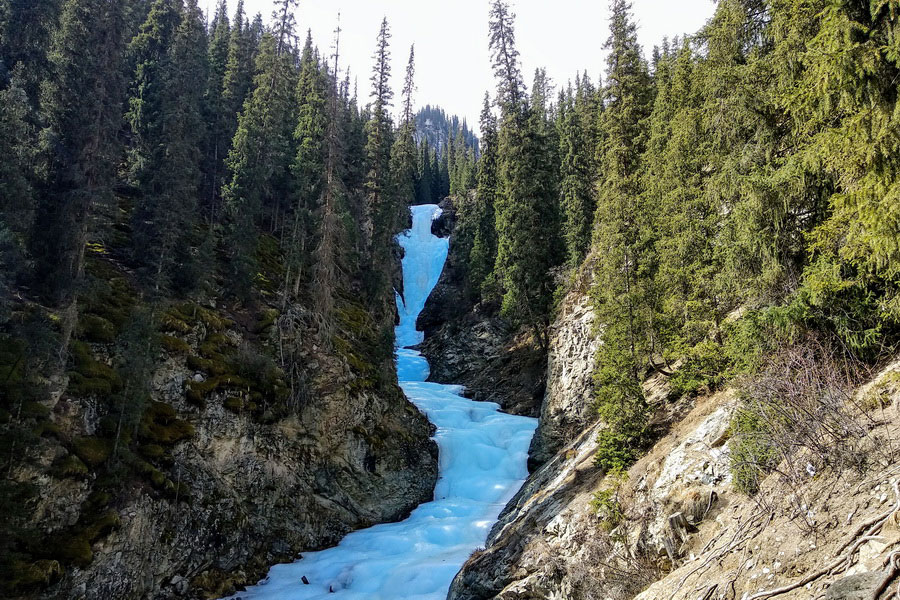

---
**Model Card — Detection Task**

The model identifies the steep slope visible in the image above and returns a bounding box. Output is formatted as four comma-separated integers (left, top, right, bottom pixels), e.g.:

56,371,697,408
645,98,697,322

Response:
3,247,438,600
448,278,900,600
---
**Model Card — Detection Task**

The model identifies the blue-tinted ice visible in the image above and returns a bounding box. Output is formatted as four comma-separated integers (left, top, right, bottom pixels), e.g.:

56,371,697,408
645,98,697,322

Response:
223,204,537,600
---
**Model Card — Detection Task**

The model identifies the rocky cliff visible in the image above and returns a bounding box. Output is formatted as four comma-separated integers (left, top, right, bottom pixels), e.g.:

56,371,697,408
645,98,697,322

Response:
3,249,438,600
447,270,900,600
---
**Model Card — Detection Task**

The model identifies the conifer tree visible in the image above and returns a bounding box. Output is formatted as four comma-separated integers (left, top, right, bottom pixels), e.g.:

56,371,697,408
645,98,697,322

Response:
489,0,561,349
390,45,418,208
202,0,230,218
559,76,596,266
31,0,128,311
468,93,499,297
591,0,654,469
221,0,254,143
222,14,298,299
127,0,207,291
363,18,394,261
284,32,327,303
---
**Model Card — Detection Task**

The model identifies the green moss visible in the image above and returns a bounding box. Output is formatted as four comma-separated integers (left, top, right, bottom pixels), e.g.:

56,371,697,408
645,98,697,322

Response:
186,355,228,376
864,370,900,411
21,402,49,419
254,308,279,333
223,397,258,413
82,510,120,542
72,436,113,468
53,535,93,568
66,341,121,399
51,454,89,478
138,444,165,460
77,314,116,344
139,402,195,445
5,559,62,591
161,335,191,355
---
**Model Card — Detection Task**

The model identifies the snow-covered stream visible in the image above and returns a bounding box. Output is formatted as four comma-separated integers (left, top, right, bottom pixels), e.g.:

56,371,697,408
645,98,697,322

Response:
223,204,537,599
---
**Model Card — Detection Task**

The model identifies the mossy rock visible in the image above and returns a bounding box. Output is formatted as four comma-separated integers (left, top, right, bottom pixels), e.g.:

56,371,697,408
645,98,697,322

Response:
72,436,113,468
161,335,191,355
254,308,279,334
199,333,233,359
67,341,121,398
223,396,257,414
21,401,50,419
34,420,62,439
139,402,195,445
77,314,116,344
6,559,63,591
138,443,165,460
865,370,900,411
160,312,192,334
52,535,93,568
186,355,228,376
170,303,232,332
51,454,89,478
82,510,120,542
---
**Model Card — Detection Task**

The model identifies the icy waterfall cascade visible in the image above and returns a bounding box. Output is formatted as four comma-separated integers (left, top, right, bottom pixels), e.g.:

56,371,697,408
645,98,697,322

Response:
223,203,537,600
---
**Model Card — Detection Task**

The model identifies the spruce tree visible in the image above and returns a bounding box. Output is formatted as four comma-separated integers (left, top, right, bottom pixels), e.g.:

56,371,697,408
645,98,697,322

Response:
489,0,562,349
127,0,207,291
31,0,128,310
363,18,394,262
468,93,499,297
222,17,298,299
591,0,654,469
285,32,327,303
390,45,418,208
202,0,230,219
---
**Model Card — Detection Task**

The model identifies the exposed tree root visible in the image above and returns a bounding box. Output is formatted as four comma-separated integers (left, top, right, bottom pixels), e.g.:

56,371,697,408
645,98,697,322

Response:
746,481,900,600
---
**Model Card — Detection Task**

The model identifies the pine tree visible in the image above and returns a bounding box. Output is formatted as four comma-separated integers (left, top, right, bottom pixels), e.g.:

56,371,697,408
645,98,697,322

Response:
221,0,254,143
127,0,207,291
202,0,230,219
363,18,394,261
222,16,298,299
468,93,499,297
390,45,418,208
489,0,562,348
559,75,596,266
591,0,654,470
284,32,327,303
415,138,434,204
31,0,128,311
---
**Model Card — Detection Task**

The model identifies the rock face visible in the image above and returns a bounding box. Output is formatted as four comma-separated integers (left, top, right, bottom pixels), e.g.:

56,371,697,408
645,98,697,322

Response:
448,278,900,600
36,344,437,600
527,283,600,469
17,288,438,600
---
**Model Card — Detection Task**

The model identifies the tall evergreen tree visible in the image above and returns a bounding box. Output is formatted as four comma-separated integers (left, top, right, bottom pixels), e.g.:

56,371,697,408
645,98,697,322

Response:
127,0,207,290
202,0,230,218
363,18,394,262
222,17,298,299
489,0,562,349
284,32,327,303
590,0,654,469
468,93,499,297
30,0,128,317
390,45,418,208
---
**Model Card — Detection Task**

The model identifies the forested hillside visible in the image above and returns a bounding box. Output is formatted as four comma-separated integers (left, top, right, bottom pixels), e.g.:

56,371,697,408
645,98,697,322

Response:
0,0,451,596
438,0,900,477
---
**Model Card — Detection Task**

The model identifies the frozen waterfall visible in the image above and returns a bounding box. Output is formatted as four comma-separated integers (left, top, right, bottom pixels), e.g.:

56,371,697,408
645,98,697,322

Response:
223,203,537,600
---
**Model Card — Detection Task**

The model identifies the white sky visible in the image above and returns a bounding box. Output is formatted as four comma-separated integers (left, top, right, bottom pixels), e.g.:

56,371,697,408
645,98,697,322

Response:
222,0,716,128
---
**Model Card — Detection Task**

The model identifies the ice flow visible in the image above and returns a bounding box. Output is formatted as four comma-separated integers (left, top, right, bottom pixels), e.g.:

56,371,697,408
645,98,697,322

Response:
222,203,537,600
